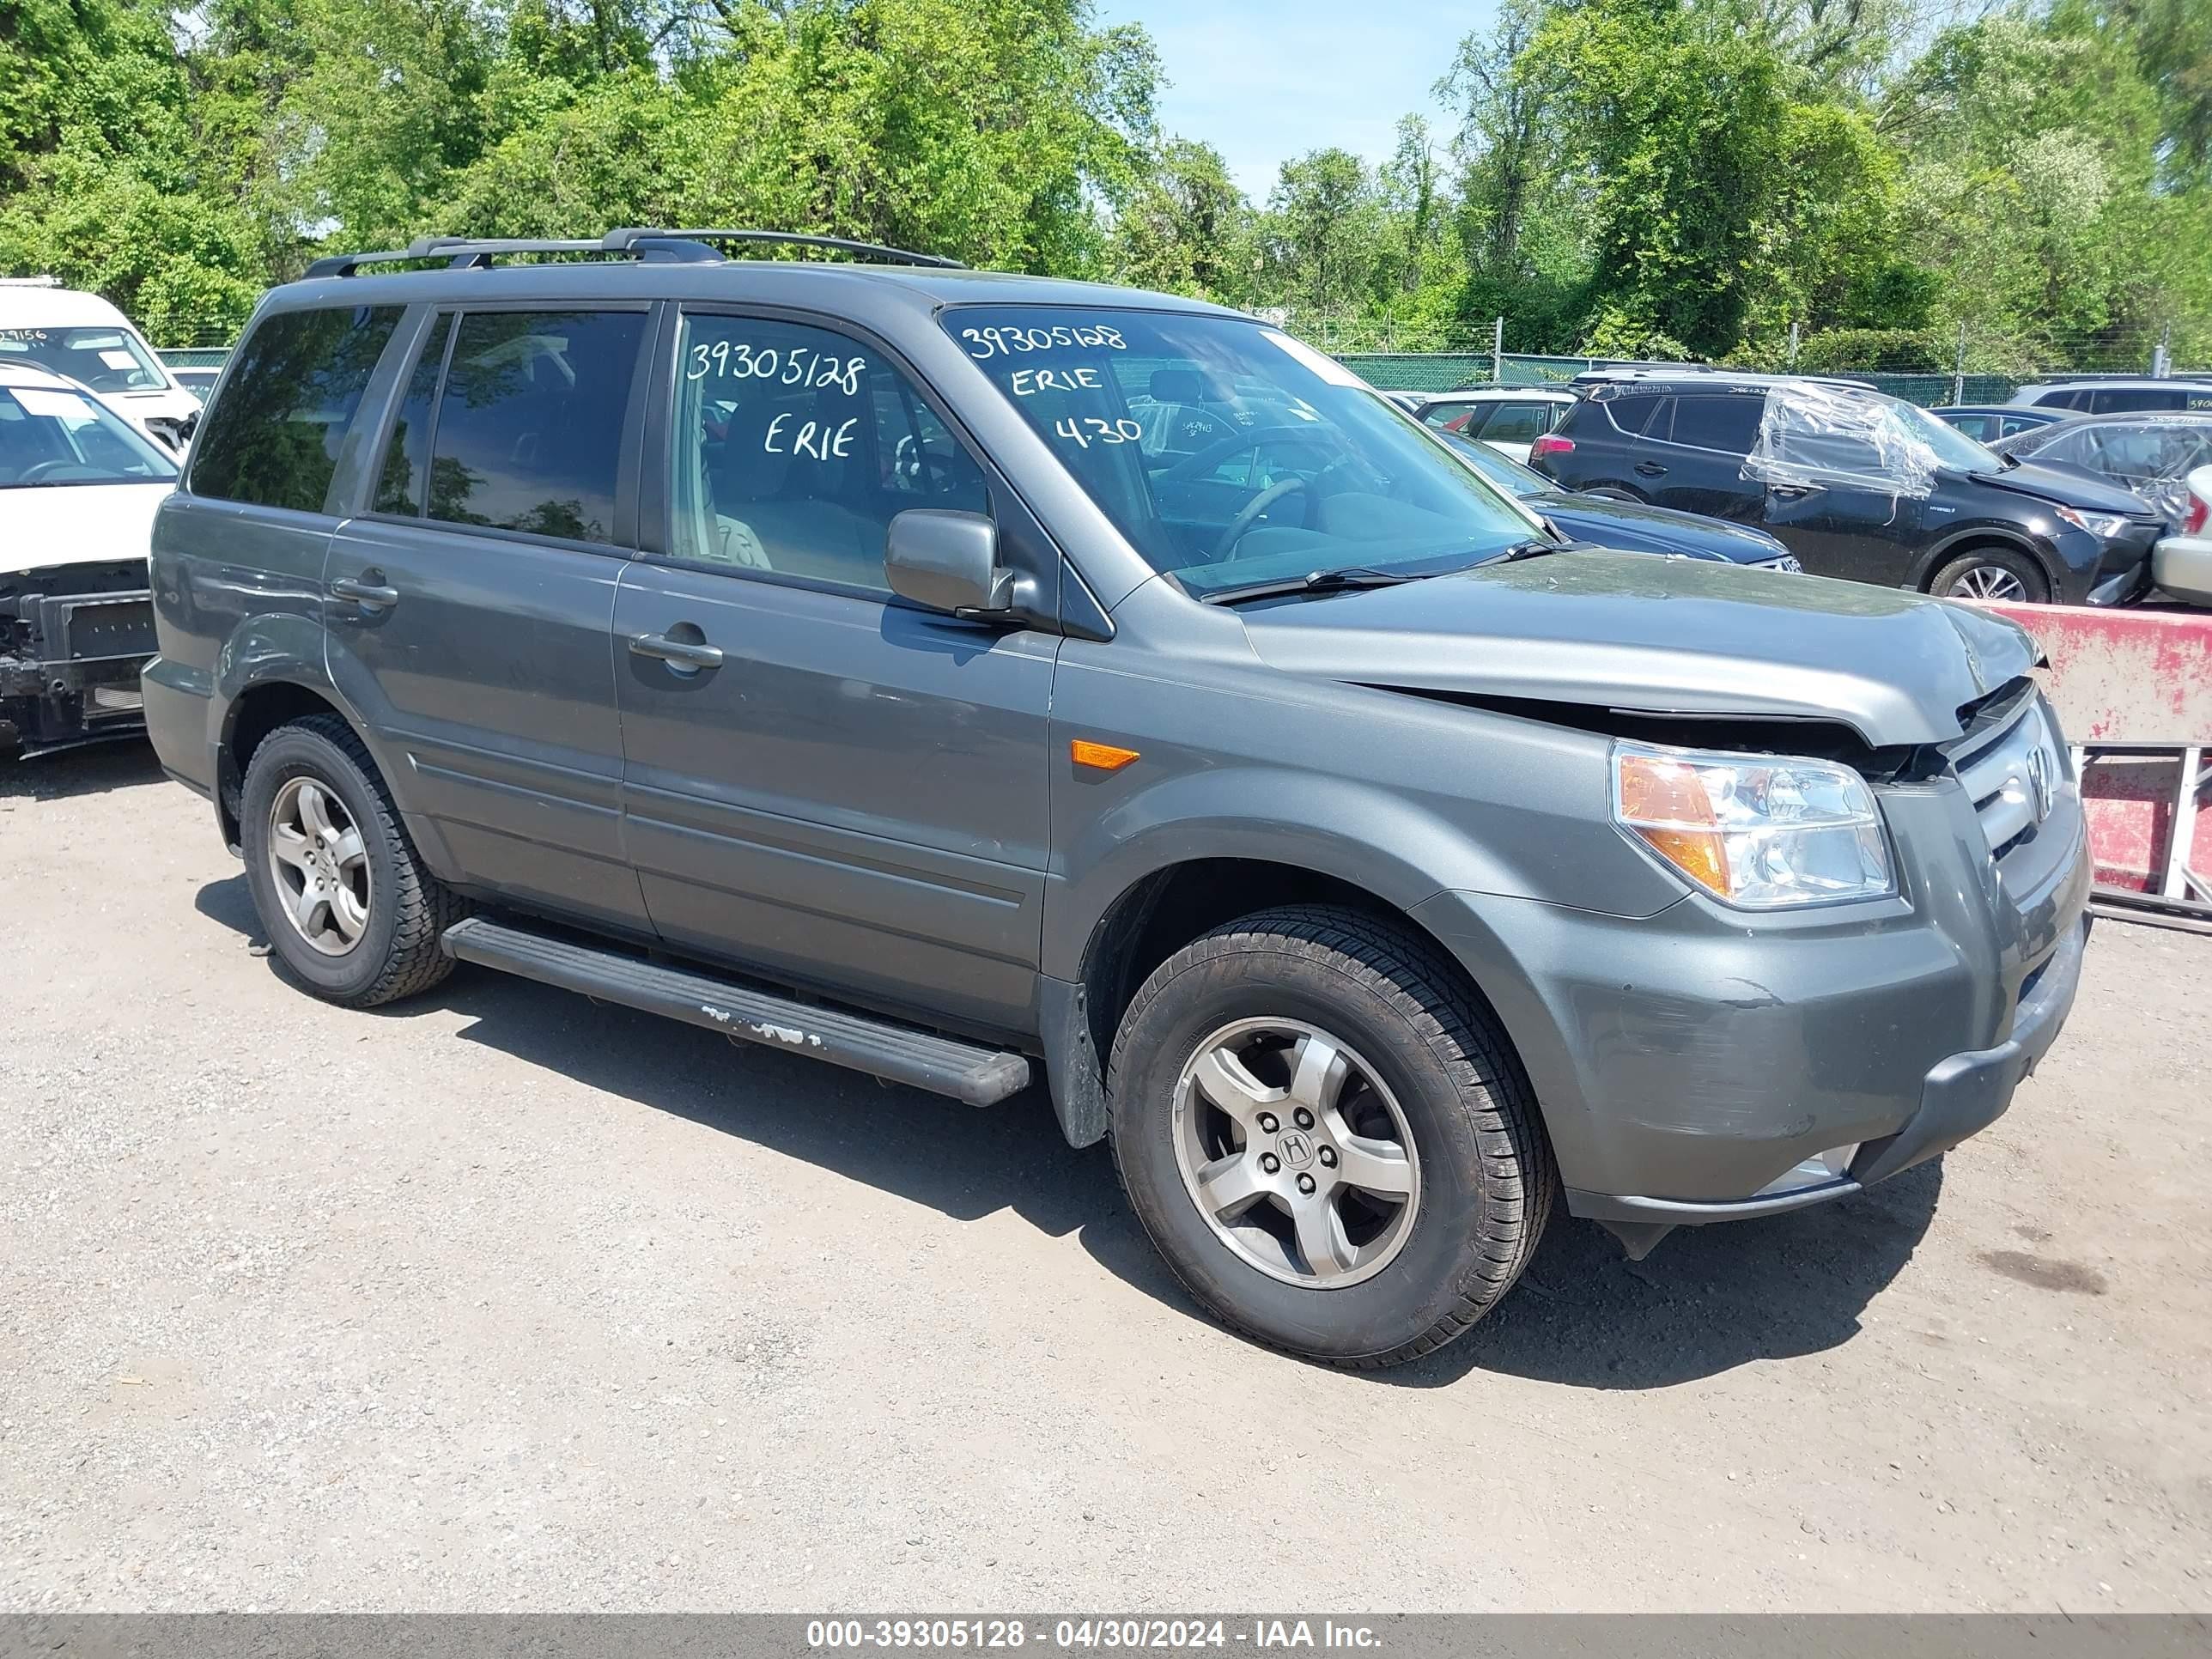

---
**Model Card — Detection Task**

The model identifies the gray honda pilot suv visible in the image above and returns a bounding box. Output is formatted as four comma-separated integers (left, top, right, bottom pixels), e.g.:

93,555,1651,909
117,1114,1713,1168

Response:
143,229,2091,1368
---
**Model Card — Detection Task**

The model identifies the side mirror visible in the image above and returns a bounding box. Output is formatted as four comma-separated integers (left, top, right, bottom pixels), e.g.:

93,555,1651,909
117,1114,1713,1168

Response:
884,508,1012,616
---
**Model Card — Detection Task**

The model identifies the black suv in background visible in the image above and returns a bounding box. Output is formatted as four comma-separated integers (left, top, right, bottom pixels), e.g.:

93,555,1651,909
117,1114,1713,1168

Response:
1531,372,2164,604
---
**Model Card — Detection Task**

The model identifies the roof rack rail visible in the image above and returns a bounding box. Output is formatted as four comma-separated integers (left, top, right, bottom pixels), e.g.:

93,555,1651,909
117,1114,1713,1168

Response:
602,228,964,269
0,275,64,288
303,227,964,279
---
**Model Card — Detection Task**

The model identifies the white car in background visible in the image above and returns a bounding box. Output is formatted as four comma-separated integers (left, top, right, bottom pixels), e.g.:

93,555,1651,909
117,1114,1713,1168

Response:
0,276,204,451
1408,386,1577,462
0,360,178,753
2154,464,2212,607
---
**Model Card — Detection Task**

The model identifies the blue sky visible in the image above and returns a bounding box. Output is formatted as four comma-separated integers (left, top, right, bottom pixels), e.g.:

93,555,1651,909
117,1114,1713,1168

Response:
1096,1,1494,201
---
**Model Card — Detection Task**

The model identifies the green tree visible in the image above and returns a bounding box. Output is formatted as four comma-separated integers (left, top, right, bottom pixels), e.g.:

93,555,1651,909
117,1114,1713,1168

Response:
1110,137,1255,303
1261,147,1385,317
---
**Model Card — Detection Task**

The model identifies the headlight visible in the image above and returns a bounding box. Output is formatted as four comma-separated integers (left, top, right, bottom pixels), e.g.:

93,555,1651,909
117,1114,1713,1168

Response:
1611,741,1895,908
2055,505,2130,539
1751,553,1803,572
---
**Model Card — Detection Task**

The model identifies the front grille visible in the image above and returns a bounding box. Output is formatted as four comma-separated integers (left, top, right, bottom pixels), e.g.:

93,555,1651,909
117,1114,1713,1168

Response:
1953,693,2065,859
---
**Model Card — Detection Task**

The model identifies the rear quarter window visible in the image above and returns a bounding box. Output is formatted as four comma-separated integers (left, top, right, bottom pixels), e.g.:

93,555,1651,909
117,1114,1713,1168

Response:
188,305,403,513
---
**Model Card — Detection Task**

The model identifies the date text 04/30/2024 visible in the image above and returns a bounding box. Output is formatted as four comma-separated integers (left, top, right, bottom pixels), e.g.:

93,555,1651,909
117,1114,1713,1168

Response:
805,1621,1382,1650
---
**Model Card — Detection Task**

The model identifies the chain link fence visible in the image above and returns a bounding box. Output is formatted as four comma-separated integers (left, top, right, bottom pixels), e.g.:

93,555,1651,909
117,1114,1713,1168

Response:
1327,352,2201,408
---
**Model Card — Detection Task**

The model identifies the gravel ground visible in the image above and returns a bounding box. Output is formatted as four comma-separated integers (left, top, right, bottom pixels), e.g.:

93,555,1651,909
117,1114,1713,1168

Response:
3,743,2209,1613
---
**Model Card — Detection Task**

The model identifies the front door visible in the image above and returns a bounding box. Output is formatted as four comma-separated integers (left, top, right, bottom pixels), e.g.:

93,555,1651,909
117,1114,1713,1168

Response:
325,303,655,930
613,309,1056,1036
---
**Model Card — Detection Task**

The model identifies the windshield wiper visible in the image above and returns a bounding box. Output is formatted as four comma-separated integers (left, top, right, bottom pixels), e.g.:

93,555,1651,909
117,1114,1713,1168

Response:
1481,536,1574,565
1199,566,1420,605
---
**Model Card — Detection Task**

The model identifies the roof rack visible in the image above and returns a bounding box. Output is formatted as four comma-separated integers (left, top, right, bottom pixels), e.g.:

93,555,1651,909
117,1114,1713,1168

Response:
604,228,963,268
304,228,963,279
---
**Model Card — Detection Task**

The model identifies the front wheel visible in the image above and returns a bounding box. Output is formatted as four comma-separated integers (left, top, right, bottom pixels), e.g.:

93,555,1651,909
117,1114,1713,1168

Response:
1927,546,2051,605
1107,906,1553,1368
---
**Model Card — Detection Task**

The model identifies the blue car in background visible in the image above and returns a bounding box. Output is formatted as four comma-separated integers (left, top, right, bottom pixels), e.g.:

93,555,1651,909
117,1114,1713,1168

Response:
1932,405,2069,444
1434,429,1803,569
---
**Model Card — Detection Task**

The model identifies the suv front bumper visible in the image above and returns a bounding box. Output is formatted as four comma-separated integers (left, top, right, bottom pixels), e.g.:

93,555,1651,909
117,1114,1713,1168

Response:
1,568,157,752
1409,769,2091,1256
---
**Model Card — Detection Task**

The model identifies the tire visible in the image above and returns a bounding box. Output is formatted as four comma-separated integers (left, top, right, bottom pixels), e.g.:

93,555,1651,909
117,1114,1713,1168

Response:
239,714,465,1007
1926,545,2051,605
1107,905,1553,1368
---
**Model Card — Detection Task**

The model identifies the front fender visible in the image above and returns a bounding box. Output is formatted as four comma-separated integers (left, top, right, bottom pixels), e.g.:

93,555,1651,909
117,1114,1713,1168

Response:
1906,524,2062,592
1042,760,1680,981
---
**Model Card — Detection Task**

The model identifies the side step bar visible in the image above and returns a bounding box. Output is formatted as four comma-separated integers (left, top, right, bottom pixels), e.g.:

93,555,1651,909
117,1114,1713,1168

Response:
440,916,1031,1106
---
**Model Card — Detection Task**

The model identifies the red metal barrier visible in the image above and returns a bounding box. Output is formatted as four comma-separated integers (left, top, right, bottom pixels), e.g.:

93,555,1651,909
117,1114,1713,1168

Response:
1983,602,2211,901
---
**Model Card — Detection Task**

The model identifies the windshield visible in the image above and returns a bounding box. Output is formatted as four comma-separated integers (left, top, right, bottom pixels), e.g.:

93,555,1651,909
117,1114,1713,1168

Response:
0,325,172,393
945,307,1540,597
1434,428,1551,498
0,384,179,488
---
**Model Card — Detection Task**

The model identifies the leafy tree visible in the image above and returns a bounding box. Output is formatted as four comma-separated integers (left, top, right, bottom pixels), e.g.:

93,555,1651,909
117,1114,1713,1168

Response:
1261,147,1385,317
1110,137,1255,304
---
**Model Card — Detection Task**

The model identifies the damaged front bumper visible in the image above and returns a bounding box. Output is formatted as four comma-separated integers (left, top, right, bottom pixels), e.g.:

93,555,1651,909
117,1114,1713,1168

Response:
1,561,157,753
1408,733,2092,1261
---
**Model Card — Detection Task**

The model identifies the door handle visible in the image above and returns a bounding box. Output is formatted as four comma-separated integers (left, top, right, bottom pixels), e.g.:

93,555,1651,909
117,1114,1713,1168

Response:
1633,461,1668,477
629,631,725,670
330,575,399,609
1770,483,1821,499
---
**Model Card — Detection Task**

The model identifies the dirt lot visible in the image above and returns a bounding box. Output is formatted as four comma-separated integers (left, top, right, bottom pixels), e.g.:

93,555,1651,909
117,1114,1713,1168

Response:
3,743,2209,1613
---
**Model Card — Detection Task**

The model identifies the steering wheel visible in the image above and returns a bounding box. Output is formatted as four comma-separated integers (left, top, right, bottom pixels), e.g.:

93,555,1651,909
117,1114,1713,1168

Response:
1158,425,1335,483
1212,477,1309,561
15,459,92,484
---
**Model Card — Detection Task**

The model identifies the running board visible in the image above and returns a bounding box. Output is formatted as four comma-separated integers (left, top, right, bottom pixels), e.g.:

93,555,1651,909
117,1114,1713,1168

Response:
440,916,1031,1106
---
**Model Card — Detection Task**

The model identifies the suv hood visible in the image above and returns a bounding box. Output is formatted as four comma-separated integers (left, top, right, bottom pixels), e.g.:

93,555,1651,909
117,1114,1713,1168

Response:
1531,490,1784,562
1238,550,2035,746
1973,460,2156,516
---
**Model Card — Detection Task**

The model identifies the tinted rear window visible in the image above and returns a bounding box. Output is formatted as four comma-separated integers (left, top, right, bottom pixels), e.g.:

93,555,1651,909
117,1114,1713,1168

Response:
427,310,644,544
188,306,402,512
1667,394,1766,454
1591,393,1665,438
2089,387,2185,414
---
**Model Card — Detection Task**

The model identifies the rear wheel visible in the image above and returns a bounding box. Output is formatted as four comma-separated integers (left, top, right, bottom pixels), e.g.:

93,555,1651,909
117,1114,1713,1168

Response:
1928,546,2051,605
1108,906,1552,1368
240,714,465,1007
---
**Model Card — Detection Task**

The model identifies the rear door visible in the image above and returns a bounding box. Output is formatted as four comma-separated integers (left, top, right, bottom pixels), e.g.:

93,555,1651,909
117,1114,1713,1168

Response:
325,303,653,931
1629,393,1767,523
611,307,1056,1036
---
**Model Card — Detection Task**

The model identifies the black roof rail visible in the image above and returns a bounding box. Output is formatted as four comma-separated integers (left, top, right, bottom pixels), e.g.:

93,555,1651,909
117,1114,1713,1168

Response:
303,227,963,279
603,228,965,268
304,235,609,278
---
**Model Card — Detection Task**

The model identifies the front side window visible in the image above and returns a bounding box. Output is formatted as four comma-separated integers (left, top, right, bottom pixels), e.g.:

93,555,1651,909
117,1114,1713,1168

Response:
428,309,644,544
0,324,169,393
0,384,178,488
670,313,988,592
189,305,402,513
945,307,1535,599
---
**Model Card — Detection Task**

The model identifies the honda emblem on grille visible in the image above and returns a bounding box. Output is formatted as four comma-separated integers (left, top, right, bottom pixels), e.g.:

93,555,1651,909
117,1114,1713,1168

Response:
2025,744,2054,824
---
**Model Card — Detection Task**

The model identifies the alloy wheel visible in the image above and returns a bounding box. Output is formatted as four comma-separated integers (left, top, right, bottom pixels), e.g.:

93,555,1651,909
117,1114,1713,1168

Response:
1172,1018,1421,1288
1945,563,2029,602
266,776,372,957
